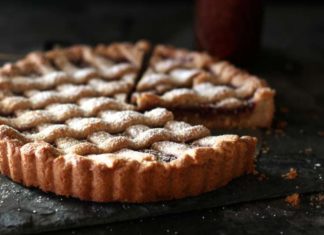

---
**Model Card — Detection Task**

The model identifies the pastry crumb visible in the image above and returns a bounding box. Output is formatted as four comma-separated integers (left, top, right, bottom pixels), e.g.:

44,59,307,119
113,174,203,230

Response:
258,173,268,181
261,147,270,154
285,193,300,207
261,142,270,154
310,193,324,208
311,193,324,202
253,170,268,181
317,194,324,201
282,168,298,180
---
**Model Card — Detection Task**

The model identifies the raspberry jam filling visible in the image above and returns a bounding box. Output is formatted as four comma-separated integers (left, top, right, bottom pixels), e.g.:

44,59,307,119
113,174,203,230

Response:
171,101,255,115
142,149,178,162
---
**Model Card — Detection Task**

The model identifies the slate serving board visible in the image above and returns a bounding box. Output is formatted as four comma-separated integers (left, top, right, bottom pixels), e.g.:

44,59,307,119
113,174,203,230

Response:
0,24,324,235
0,2,323,234
1,107,323,235
0,51,324,234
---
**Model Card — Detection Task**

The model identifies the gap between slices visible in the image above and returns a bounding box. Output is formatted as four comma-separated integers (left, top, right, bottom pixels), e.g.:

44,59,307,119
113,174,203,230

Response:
0,40,270,202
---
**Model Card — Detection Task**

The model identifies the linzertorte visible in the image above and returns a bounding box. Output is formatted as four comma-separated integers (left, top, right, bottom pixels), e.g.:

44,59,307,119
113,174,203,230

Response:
0,41,268,202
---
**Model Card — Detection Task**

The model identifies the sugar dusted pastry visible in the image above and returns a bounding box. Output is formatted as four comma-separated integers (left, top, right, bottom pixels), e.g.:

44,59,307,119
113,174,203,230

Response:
0,41,263,202
132,45,275,129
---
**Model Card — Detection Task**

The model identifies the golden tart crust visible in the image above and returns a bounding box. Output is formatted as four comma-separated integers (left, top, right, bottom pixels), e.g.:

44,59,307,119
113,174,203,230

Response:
0,41,259,202
0,132,256,202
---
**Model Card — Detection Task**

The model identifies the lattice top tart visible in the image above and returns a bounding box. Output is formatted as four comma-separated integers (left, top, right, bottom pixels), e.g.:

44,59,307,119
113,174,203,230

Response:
0,41,264,202
132,45,275,129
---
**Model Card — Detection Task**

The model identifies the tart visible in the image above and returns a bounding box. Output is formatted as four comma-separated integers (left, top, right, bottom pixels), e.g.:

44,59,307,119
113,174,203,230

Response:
0,41,260,202
132,45,275,129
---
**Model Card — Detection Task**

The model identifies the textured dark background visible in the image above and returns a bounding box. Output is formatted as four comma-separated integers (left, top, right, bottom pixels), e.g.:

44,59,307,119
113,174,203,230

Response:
0,1,323,234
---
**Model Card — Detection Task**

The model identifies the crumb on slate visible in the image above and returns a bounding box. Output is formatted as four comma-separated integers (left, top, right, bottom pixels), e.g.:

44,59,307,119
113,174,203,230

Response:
282,168,298,180
310,194,324,208
316,194,324,202
285,193,300,207
310,193,324,208
253,170,268,181
261,146,270,154
261,142,270,154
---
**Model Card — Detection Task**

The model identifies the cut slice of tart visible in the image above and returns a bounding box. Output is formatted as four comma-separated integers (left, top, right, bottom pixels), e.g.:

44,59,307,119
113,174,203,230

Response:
132,44,275,129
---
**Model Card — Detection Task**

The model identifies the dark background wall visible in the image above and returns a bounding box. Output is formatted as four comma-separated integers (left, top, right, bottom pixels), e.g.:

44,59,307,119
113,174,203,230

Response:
0,0,323,104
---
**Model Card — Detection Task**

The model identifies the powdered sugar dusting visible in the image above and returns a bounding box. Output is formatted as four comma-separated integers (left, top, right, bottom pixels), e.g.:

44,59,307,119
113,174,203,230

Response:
194,83,234,102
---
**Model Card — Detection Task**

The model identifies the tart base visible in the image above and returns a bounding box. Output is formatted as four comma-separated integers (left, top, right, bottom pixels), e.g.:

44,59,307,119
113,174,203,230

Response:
0,135,256,203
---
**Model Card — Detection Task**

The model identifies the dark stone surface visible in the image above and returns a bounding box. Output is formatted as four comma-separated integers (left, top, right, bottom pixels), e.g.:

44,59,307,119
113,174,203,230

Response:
0,1,323,234
44,193,324,235
0,123,323,235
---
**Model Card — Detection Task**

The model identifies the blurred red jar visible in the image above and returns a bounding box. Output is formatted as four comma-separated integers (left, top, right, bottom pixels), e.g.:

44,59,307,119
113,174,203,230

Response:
195,0,263,63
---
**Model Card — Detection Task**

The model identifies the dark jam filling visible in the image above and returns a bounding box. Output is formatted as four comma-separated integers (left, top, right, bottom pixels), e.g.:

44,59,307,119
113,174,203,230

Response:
98,55,129,64
142,149,178,163
171,101,255,115
71,59,90,69
48,59,62,71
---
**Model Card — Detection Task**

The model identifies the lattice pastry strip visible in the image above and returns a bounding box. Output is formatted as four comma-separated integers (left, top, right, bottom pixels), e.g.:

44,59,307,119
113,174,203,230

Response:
0,68,136,94
0,97,134,130
136,68,202,93
0,105,210,154
55,120,210,155
0,107,171,140
145,83,245,108
0,79,135,114
0,107,211,157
